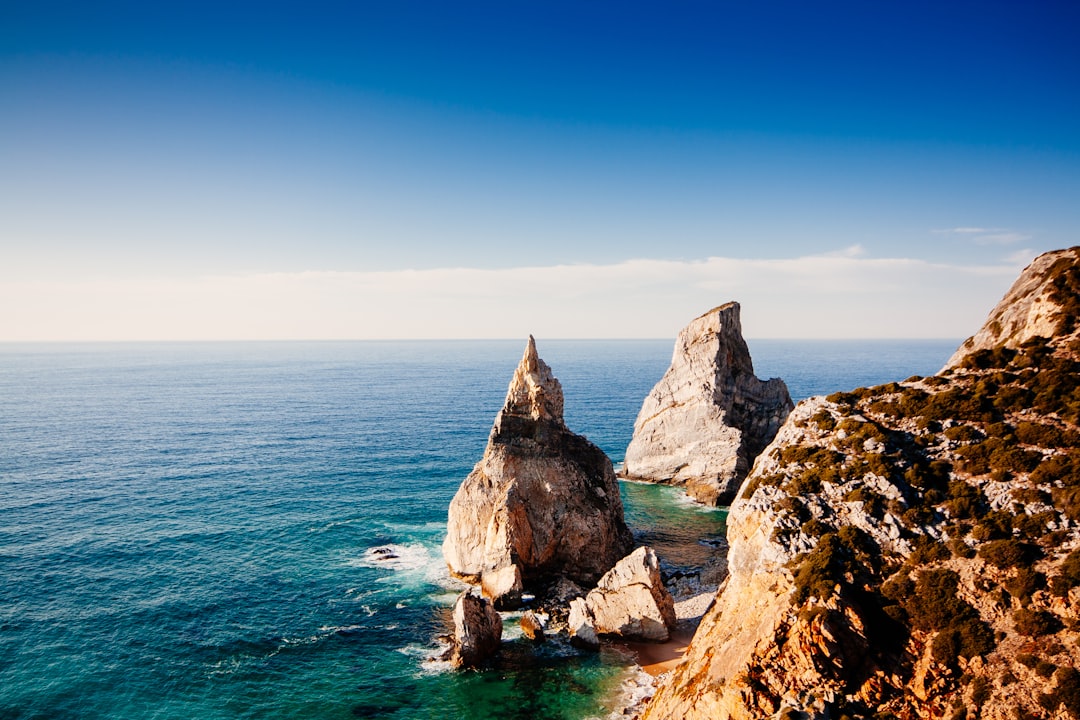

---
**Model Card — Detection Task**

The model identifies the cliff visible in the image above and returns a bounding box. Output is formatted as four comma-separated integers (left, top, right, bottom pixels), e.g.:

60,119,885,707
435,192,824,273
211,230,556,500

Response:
443,336,634,607
645,248,1080,719
622,302,794,505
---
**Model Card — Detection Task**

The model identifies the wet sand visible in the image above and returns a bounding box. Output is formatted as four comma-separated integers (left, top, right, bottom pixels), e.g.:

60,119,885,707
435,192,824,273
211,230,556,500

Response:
619,625,698,676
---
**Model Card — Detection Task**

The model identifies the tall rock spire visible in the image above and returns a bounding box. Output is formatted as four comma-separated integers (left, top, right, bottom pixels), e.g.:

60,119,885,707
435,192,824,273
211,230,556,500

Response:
621,302,793,505
501,335,564,421
443,336,633,608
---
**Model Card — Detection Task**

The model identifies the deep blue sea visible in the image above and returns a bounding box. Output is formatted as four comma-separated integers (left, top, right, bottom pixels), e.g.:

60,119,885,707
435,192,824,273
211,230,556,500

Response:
0,339,957,720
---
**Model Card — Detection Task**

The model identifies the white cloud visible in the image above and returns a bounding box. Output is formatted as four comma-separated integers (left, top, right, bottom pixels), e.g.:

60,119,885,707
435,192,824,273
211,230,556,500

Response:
934,227,995,234
973,232,1031,246
932,227,1031,246
0,253,1027,341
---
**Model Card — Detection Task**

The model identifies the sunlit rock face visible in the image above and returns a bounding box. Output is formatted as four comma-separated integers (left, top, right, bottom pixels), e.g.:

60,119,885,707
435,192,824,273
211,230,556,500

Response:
645,248,1080,720
443,336,633,608
622,302,793,505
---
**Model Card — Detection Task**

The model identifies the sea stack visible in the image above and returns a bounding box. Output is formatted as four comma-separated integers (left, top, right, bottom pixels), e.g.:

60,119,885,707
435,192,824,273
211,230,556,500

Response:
621,302,793,505
442,336,634,608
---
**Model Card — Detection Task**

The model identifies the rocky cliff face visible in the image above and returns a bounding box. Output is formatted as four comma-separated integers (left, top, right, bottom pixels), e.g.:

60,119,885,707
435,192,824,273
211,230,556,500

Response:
622,302,794,505
945,246,1080,370
645,248,1080,720
443,336,634,607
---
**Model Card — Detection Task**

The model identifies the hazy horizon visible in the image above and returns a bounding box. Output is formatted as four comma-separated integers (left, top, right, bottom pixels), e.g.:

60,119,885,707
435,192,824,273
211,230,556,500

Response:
3,2,1077,341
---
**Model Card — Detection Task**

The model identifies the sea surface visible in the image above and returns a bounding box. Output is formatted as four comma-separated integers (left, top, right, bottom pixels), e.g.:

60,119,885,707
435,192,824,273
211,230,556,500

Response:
0,339,958,720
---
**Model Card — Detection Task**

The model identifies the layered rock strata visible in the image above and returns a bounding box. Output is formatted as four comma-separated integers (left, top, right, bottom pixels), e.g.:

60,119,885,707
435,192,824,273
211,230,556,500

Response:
644,248,1080,719
443,336,634,608
449,592,502,669
622,302,793,506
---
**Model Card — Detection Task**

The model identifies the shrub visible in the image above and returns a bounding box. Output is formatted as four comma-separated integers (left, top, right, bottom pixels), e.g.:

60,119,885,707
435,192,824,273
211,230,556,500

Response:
1016,421,1078,449
811,409,836,431
904,568,994,663
944,481,986,520
909,535,951,564
971,510,1014,542
1005,568,1046,604
944,424,983,443
776,495,810,521
1041,667,1080,719
970,675,991,705
791,533,844,604
1013,607,1062,637
801,518,831,538
1051,548,1080,598
979,539,1041,570
844,486,885,518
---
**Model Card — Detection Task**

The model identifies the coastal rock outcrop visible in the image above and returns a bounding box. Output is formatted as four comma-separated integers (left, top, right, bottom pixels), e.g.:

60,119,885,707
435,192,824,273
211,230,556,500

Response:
622,302,793,505
442,336,634,607
585,546,677,642
449,592,502,669
644,248,1080,719
944,245,1080,369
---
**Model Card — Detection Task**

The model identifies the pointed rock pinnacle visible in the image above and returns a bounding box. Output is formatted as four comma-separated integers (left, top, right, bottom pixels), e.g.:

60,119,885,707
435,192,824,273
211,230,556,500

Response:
502,335,564,422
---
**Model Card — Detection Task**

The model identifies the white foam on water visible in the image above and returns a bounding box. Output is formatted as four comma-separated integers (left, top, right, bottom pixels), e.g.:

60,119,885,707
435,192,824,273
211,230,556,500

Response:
348,543,433,572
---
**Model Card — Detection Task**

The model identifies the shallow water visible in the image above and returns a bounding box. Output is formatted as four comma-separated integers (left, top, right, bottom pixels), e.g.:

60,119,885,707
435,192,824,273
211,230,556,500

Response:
0,339,957,719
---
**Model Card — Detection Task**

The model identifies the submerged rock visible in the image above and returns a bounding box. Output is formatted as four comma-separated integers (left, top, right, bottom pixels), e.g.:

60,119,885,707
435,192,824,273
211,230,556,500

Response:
586,546,676,642
622,302,793,505
442,336,634,607
449,592,502,669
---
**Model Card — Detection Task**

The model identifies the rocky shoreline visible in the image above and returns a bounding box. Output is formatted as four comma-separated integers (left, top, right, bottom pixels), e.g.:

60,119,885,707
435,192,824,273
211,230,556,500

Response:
434,245,1080,720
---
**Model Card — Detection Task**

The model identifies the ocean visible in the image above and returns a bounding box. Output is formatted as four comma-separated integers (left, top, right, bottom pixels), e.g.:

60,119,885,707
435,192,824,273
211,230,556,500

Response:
0,339,958,720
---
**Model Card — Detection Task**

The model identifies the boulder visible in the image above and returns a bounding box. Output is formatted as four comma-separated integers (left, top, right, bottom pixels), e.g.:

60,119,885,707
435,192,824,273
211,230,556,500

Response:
481,564,523,610
585,546,677,642
519,610,545,642
621,302,793,505
449,592,502,669
567,597,599,650
443,336,634,606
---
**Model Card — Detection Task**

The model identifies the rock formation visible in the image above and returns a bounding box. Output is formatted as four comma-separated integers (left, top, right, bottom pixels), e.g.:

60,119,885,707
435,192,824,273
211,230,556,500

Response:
583,546,677,642
519,611,545,642
622,302,794,506
449,591,502,669
644,248,1080,719
567,597,600,649
442,336,634,608
944,245,1080,369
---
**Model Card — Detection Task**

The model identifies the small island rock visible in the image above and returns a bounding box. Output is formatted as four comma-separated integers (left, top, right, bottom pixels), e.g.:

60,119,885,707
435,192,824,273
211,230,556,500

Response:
621,302,793,505
449,592,502,669
443,336,634,606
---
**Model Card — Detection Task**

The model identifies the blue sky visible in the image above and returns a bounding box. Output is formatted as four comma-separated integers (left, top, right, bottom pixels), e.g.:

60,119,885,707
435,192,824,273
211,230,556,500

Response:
2,1,1079,340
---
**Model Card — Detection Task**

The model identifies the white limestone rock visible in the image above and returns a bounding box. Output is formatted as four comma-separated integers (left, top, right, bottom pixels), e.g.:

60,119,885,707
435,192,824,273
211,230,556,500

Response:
585,546,677,642
567,597,599,650
622,302,793,505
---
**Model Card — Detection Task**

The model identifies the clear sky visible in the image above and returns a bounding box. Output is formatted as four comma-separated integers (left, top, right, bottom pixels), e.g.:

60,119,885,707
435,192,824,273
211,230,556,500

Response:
2,1,1078,340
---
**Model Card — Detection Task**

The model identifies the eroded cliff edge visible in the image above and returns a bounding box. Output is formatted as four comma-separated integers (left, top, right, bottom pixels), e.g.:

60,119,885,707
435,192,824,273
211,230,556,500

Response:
645,247,1080,719
621,302,794,506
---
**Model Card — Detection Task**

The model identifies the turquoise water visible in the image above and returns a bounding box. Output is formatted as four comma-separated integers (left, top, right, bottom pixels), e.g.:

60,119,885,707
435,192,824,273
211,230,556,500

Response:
0,339,957,719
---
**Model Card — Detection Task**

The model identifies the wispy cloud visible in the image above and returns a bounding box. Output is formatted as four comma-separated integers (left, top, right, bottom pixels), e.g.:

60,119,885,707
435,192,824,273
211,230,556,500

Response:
932,227,1031,246
0,252,1026,342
